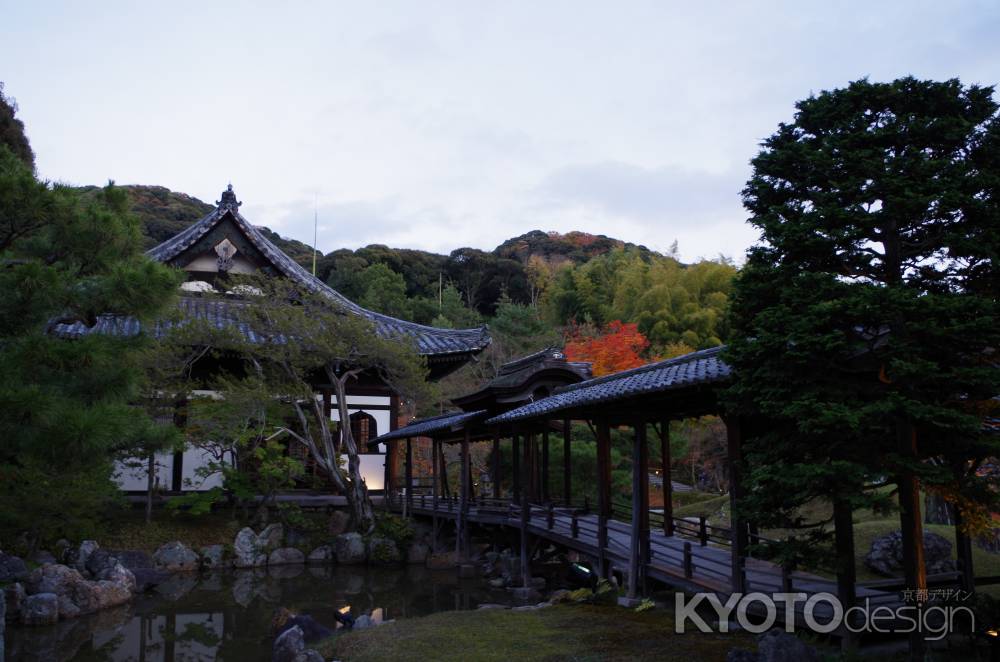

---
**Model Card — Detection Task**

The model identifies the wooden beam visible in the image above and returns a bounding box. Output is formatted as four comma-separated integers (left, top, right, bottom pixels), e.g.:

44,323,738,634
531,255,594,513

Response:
596,418,612,579
563,418,572,504
660,419,674,536
725,416,748,593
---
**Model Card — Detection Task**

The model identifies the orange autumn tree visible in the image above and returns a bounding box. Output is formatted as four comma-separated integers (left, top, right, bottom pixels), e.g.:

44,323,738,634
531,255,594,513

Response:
564,320,650,376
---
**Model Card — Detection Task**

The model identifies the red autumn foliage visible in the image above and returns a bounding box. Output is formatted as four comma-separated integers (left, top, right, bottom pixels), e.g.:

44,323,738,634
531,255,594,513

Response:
564,320,650,377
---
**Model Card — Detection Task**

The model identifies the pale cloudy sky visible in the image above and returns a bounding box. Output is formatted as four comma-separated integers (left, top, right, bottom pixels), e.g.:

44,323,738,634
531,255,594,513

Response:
2,1,998,262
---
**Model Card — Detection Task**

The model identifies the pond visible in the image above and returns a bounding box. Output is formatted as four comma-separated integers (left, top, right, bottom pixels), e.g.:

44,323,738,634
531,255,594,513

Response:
6,565,514,661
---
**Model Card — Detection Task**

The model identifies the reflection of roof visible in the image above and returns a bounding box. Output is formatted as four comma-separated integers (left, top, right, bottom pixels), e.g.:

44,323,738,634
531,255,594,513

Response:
371,410,488,445
55,187,491,358
486,346,729,424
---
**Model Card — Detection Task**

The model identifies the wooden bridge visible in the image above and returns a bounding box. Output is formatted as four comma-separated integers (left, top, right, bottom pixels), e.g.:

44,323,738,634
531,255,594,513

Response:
386,492,920,630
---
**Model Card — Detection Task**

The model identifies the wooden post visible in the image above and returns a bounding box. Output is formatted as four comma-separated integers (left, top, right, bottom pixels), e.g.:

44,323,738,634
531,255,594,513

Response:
405,437,414,514
439,440,451,498
563,418,572,504
512,433,520,501
660,419,674,536
541,430,550,503
528,433,538,502
833,496,857,606
520,427,531,589
596,419,612,579
638,419,650,569
683,542,693,579
896,421,926,660
459,429,471,559
431,439,439,550
725,416,748,593
492,430,501,499
628,418,647,599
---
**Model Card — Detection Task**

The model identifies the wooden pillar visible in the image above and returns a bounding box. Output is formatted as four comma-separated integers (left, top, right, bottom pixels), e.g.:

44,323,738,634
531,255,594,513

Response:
596,419,612,579
660,419,674,536
563,419,572,504
542,430,550,503
955,506,975,593
459,428,471,559
725,416,748,593
512,434,520,501
492,430,501,500
520,427,531,588
431,438,439,550
638,420,650,567
405,437,413,513
628,418,649,598
439,440,451,498
528,433,538,502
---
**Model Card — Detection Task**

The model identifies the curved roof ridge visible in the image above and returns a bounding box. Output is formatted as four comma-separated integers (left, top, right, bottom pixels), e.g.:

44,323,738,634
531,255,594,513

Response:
553,345,725,395
144,194,491,356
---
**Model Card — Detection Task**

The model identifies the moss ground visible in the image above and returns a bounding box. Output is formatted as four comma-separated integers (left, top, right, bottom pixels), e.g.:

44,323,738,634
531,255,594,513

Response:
321,603,757,662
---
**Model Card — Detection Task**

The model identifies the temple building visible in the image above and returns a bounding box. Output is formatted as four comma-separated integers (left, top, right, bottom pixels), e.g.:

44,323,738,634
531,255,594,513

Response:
53,185,491,493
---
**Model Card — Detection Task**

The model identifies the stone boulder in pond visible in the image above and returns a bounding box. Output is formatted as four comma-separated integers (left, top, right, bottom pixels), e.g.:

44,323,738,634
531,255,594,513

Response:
233,527,269,568
153,541,200,573
307,545,333,563
258,523,285,552
269,548,306,566
21,593,59,626
0,552,28,581
335,533,366,564
864,530,956,577
273,624,306,662
200,544,226,568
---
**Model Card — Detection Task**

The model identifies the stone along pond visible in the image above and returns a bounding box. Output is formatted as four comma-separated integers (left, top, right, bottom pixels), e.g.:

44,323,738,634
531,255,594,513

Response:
7,564,514,661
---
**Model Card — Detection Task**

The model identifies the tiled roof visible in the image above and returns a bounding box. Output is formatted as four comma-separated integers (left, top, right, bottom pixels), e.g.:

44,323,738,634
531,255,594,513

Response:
57,187,491,357
485,346,730,425
369,410,488,445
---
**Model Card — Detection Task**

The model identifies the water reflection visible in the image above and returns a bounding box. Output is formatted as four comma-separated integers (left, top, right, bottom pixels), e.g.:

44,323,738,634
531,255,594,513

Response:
7,565,510,662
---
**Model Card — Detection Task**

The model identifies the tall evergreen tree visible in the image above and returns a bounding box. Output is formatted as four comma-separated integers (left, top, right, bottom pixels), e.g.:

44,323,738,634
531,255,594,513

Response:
726,78,1000,597
0,145,180,548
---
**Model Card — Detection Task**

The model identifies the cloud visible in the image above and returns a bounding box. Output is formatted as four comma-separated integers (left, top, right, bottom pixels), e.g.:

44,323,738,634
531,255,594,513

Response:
536,161,747,225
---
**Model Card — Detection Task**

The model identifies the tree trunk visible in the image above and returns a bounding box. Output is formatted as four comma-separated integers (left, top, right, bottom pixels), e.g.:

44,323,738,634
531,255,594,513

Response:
145,452,156,524
332,374,376,533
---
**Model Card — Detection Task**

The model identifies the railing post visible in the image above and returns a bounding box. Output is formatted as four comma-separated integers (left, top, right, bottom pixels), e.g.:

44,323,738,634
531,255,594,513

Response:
698,516,708,546
781,562,793,594
583,496,590,514
547,503,554,530
571,513,579,539
683,542,693,579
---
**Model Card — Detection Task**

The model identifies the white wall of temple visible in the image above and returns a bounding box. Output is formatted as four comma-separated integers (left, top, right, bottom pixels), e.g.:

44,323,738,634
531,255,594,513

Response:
115,391,393,492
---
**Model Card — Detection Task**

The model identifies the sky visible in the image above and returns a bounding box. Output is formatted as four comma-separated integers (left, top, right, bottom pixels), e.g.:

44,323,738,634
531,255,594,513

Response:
2,1,998,263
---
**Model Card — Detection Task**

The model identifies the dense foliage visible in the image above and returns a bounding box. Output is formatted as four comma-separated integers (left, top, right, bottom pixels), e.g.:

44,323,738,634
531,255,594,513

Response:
726,77,1000,566
0,144,181,549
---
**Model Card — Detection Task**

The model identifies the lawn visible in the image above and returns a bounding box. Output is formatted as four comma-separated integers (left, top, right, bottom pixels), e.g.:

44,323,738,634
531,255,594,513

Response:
322,603,758,662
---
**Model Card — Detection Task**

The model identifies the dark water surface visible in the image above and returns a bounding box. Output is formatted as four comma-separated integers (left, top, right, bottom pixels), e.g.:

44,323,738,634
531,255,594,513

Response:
7,565,513,661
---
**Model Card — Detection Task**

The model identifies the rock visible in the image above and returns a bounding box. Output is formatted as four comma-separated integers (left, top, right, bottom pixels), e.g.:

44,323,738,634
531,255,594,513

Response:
84,549,119,578
864,530,956,577
328,510,351,536
726,649,759,662
258,523,285,552
67,540,100,574
307,545,333,563
54,539,71,562
367,536,401,564
269,548,306,566
335,533,367,565
22,593,59,626
272,624,306,662
200,544,226,568
477,603,508,610
96,563,136,592
110,549,153,571
234,527,268,568
548,589,572,604
488,577,507,588
57,594,81,619
152,541,200,573
755,629,818,662
155,573,198,602
510,587,541,602
353,614,374,629
30,550,57,565
406,541,430,564
292,651,325,662
276,612,335,643
0,552,28,581
26,563,85,596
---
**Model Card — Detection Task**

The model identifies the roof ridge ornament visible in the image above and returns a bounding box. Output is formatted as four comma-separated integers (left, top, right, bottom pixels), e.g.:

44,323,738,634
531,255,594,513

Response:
216,183,242,211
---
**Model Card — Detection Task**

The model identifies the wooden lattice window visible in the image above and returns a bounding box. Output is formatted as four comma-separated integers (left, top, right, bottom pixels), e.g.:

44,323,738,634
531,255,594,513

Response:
350,412,379,453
